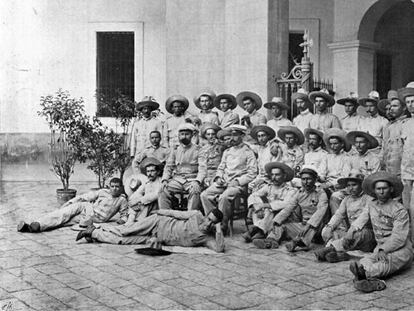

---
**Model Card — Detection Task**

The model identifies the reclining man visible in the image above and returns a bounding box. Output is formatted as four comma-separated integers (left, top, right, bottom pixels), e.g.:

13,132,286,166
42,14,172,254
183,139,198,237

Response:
18,178,127,233
348,172,413,293
76,209,225,253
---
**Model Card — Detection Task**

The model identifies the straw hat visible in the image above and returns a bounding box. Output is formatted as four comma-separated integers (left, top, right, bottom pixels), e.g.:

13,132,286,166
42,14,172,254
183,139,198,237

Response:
346,131,379,150
264,97,289,110
214,94,237,110
177,123,196,132
250,125,276,141
299,165,319,178
323,128,351,152
136,96,160,111
194,89,216,110
358,91,379,107
362,172,403,199
200,123,221,139
337,92,359,106
338,170,364,188
165,95,189,114
228,124,247,135
291,88,311,106
309,89,335,107
264,162,295,181
236,91,263,110
304,128,324,142
140,157,162,173
277,126,305,145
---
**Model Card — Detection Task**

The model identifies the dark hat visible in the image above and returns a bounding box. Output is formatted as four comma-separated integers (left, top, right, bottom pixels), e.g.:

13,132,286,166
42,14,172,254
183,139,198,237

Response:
214,94,237,110
323,128,351,152
362,172,403,199
377,98,390,115
200,122,221,139
135,247,171,256
264,97,289,110
338,170,365,188
236,91,263,110
346,131,379,150
217,128,232,140
358,91,379,107
165,95,189,114
140,157,161,172
304,128,324,142
250,125,276,141
264,162,294,182
277,126,305,145
337,92,359,106
309,89,335,107
136,96,160,111
194,90,216,110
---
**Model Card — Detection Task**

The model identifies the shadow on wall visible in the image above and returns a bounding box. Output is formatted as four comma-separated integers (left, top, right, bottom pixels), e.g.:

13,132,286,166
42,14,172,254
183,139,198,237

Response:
0,133,50,163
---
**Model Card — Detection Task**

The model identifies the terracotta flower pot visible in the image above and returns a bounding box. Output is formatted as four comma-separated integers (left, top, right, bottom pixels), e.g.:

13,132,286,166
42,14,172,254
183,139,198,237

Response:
56,189,77,206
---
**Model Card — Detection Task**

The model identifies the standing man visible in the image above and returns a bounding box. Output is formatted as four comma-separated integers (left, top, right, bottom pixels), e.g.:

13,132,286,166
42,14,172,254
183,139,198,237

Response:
163,95,193,149
158,123,206,211
214,93,240,128
129,96,163,159
277,126,305,174
303,128,328,180
200,125,257,233
349,172,412,293
346,131,381,176
265,97,293,135
309,89,342,131
194,90,219,125
337,92,363,132
292,89,313,133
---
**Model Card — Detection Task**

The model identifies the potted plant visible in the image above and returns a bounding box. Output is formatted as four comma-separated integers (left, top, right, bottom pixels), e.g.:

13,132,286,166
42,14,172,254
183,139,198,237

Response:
38,89,89,205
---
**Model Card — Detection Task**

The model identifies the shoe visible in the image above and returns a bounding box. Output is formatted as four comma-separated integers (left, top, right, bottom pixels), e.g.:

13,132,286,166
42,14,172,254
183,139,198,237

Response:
285,241,297,253
76,225,96,242
29,222,41,233
253,239,267,249
349,261,366,281
265,238,279,249
314,246,335,261
246,218,253,226
353,278,386,293
242,231,252,243
253,238,279,249
17,221,30,233
325,251,351,263
251,231,265,240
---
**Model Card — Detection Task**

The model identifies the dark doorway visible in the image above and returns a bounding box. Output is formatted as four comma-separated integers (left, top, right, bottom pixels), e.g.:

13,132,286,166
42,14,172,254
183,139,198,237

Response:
376,53,392,99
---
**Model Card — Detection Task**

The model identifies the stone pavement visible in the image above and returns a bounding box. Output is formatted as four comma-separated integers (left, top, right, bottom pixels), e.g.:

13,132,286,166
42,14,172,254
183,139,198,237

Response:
1,181,414,310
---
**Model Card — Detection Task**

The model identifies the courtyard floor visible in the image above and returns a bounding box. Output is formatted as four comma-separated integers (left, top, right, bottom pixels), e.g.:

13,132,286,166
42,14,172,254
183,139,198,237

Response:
1,180,414,310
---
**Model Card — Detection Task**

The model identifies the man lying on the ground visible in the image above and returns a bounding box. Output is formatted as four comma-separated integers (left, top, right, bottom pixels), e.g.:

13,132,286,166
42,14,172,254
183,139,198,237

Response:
349,172,413,293
17,178,127,233
76,209,225,253
315,171,376,263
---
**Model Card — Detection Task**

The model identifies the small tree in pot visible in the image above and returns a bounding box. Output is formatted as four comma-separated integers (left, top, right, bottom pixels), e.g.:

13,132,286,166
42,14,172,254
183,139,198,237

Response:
38,89,89,205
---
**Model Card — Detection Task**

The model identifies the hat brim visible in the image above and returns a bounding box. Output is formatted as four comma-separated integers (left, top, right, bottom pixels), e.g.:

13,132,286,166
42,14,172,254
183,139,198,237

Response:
358,97,378,107
346,131,379,149
309,92,335,107
277,127,305,145
323,131,351,152
263,101,289,110
236,91,263,110
217,129,231,140
214,94,237,110
194,92,216,110
337,98,359,106
291,93,311,106
136,101,160,111
362,172,403,199
304,128,324,141
140,157,162,172
165,96,190,114
264,162,294,181
377,99,390,114
398,87,414,103
299,168,318,178
250,125,276,141
135,247,172,256
337,177,363,188
200,123,221,138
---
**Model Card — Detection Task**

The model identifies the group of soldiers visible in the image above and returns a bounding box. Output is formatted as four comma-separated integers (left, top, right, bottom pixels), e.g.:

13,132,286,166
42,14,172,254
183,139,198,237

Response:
18,82,414,293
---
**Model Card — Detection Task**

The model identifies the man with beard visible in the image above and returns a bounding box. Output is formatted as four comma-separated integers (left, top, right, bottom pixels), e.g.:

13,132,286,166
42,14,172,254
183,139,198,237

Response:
358,91,388,147
264,97,293,135
316,171,376,263
214,93,239,128
303,128,328,181
349,172,412,293
158,123,207,211
194,90,219,125
243,162,297,244
253,166,328,252
277,126,305,174
309,89,342,131
126,158,163,225
346,131,381,176
76,209,225,253
381,90,408,177
200,125,257,234
292,89,313,133
129,96,163,159
337,92,364,132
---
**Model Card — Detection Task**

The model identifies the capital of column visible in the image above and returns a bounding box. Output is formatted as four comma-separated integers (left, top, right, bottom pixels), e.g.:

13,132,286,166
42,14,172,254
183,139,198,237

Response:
327,40,381,54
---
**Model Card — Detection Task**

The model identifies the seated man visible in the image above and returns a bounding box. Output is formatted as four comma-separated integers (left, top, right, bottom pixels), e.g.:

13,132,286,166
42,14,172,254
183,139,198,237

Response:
200,125,257,233
159,123,206,211
132,130,170,173
316,171,376,263
348,172,412,293
277,126,305,174
244,162,297,243
126,157,163,225
346,131,381,176
17,178,128,233
303,128,328,180
76,209,225,253
253,166,328,252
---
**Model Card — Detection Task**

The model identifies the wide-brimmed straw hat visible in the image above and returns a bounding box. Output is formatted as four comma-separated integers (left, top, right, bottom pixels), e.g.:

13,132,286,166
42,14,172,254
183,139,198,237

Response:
140,157,162,172
194,90,216,110
291,88,311,106
264,97,289,110
264,162,294,182
214,94,237,110
299,165,319,178
337,92,359,106
304,128,324,142
250,125,276,141
338,170,365,188
358,91,379,107
323,128,351,152
236,91,263,110
277,126,305,145
165,95,189,114
362,172,403,199
398,82,414,103
200,122,221,139
228,124,247,135
122,166,148,197
136,96,160,111
346,131,379,149
309,89,335,107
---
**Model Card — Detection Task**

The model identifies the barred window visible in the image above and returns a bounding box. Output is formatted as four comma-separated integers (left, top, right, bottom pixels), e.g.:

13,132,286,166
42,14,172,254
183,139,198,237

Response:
96,32,134,117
